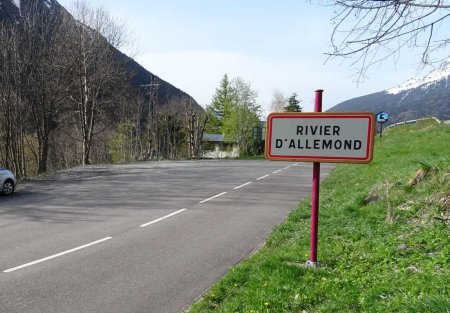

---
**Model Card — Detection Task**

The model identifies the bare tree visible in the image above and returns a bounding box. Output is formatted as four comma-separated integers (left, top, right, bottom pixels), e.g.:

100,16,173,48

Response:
270,90,287,112
19,2,72,174
66,1,129,165
181,97,207,159
0,23,28,178
139,78,160,160
326,0,450,80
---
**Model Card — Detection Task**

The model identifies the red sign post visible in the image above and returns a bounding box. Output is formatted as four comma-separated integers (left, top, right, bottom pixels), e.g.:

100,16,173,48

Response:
265,90,375,266
310,90,323,266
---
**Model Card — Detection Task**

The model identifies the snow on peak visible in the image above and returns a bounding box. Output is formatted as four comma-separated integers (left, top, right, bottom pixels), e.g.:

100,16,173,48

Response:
43,0,53,8
387,59,450,95
10,0,56,10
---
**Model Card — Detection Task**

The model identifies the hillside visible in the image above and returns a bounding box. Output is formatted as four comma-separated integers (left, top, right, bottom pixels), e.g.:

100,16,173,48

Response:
188,119,450,312
329,61,450,124
0,0,199,108
1,0,206,175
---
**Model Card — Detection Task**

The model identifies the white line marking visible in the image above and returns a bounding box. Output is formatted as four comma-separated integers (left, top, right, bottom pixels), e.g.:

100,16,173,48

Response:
272,169,282,174
199,192,227,204
233,182,252,190
3,237,112,273
140,209,187,227
83,176,103,180
283,166,291,170
256,174,270,181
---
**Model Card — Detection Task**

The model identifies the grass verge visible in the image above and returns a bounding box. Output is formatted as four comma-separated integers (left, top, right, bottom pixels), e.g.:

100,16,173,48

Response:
187,119,450,313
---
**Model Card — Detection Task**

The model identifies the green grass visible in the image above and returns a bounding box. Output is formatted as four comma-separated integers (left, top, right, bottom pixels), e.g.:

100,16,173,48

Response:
187,119,450,313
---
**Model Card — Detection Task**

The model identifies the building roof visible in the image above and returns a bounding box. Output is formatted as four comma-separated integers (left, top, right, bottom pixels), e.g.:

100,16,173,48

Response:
202,134,225,142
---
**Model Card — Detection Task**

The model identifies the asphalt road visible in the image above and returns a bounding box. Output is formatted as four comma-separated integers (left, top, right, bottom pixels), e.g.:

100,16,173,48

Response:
0,160,333,313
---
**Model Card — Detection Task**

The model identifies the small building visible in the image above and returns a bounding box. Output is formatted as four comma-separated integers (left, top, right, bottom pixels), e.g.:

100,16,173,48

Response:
201,134,239,159
255,121,266,155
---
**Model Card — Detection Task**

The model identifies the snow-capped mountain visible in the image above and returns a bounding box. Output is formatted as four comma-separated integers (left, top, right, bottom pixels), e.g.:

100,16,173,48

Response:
329,59,450,123
10,0,58,9
0,0,61,20
387,60,450,95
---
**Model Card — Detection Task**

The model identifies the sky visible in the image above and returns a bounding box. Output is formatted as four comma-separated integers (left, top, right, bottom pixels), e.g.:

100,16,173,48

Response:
57,0,437,114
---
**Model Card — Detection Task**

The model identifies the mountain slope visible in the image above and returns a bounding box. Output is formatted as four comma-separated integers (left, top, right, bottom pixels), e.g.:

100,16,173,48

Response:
329,61,450,123
0,0,199,108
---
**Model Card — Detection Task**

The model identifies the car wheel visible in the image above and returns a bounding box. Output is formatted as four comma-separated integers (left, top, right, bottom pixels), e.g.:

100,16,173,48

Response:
2,179,15,195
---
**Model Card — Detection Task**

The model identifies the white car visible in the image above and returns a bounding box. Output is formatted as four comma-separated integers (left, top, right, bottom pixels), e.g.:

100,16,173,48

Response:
0,167,16,196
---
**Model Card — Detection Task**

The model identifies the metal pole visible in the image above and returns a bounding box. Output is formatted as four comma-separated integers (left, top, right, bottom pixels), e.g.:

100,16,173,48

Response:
309,89,323,266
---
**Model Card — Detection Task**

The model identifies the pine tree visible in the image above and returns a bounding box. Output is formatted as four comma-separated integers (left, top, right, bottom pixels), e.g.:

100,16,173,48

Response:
205,74,233,133
284,92,302,112
205,75,262,155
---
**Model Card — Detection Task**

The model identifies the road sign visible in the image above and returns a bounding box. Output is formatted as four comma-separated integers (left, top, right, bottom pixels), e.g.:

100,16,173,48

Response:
376,111,389,123
376,111,389,138
264,91,376,267
265,112,375,164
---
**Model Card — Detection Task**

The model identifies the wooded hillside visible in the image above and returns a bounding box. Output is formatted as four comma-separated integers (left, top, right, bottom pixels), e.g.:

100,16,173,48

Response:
0,0,206,178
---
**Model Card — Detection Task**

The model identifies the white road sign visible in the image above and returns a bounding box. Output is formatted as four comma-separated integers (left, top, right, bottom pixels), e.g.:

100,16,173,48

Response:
265,112,375,163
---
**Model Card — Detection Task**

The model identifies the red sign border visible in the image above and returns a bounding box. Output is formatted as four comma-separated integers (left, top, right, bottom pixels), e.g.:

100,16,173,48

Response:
265,112,376,164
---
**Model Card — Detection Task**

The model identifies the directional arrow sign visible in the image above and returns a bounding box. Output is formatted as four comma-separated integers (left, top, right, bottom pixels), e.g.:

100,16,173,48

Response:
376,111,389,123
265,112,375,163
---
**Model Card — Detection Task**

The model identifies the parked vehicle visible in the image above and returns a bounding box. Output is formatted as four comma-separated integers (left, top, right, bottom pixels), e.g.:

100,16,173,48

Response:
0,167,16,196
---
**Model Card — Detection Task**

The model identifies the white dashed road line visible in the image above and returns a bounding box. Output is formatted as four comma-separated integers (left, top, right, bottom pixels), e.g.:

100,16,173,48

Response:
256,174,270,181
3,166,294,274
3,237,113,273
233,182,252,190
140,209,187,228
199,192,227,204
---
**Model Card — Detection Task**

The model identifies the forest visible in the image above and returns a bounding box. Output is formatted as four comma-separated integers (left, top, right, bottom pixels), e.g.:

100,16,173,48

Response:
0,1,206,179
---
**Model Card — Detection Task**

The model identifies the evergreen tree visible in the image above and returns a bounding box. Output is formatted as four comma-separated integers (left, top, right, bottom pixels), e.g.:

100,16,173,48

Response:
284,92,302,112
205,74,233,133
205,75,261,155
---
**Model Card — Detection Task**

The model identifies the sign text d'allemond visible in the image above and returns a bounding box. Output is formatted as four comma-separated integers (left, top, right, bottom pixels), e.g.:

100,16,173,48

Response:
275,125,362,151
